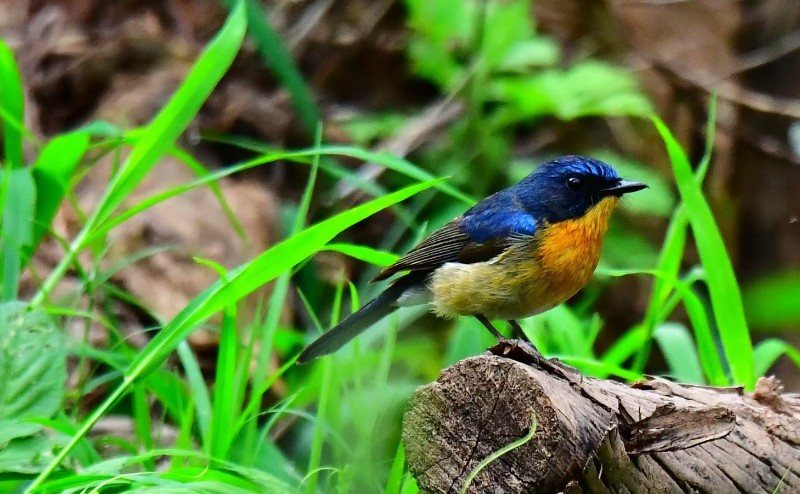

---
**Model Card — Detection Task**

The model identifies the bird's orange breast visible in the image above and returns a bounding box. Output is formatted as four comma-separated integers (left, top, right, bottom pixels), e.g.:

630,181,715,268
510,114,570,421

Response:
534,196,619,291
429,197,619,320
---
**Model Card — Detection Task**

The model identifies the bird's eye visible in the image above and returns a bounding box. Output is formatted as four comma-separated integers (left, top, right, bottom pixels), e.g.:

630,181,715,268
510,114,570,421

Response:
566,176,584,191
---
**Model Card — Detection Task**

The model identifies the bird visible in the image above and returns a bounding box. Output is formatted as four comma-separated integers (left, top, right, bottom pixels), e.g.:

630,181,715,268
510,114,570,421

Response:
297,155,647,364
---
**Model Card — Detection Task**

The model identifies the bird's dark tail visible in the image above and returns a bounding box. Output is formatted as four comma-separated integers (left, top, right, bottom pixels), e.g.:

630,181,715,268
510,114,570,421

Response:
296,274,423,364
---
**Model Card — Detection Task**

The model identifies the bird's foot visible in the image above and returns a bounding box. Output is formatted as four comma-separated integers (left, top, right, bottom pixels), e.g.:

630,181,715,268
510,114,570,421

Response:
475,314,507,341
507,319,530,342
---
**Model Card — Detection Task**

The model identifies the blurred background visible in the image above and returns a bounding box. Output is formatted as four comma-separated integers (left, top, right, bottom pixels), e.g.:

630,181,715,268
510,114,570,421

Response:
4,0,800,381
3,0,800,491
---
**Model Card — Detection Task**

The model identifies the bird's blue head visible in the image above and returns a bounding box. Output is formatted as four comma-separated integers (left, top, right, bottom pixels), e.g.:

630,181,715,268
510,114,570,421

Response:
516,155,647,223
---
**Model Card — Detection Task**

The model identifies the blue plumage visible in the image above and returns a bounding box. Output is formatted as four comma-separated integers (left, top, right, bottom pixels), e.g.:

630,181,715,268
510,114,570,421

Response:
517,155,623,224
459,194,538,242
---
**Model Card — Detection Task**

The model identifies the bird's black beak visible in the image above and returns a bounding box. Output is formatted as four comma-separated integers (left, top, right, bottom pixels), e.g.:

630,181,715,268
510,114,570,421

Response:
600,180,648,197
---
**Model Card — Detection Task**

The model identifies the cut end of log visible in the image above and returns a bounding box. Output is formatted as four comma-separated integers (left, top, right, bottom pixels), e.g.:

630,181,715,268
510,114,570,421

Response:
402,341,800,493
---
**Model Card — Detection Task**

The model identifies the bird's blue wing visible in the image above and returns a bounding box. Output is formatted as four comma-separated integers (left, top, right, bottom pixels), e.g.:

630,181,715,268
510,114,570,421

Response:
374,191,538,281
460,208,537,243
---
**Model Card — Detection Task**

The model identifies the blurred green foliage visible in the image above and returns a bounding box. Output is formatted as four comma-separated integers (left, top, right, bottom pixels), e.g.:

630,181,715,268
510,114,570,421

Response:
744,271,800,329
378,0,650,191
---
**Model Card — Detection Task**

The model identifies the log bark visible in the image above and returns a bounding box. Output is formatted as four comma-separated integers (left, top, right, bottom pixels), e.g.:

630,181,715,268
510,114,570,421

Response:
402,341,800,493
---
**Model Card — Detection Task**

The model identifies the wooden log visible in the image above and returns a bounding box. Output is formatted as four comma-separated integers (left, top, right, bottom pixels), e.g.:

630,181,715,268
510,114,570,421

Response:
402,341,800,493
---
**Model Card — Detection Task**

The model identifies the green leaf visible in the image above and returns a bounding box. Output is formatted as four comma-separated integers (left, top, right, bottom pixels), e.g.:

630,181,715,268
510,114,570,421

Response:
492,61,652,122
323,243,399,267
406,0,472,51
498,38,560,72
0,302,66,473
654,323,705,384
753,339,800,377
26,131,90,265
0,303,66,425
405,0,472,88
1,169,36,300
0,434,62,474
0,38,25,169
651,116,754,388
408,40,466,90
482,0,533,68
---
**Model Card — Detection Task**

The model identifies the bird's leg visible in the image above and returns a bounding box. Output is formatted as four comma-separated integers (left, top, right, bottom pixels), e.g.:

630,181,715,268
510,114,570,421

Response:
507,320,528,341
475,314,506,341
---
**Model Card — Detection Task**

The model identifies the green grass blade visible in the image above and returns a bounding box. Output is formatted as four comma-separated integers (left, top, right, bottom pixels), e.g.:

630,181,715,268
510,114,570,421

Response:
92,3,246,226
314,145,474,205
0,38,25,169
293,124,322,233
169,146,247,243
176,341,212,445
753,339,800,377
221,0,320,136
601,268,727,385
306,345,334,494
86,143,437,249
631,207,689,373
87,153,276,245
601,325,647,370
26,178,443,490
26,131,90,265
651,115,754,387
1,169,35,300
386,442,407,494
231,354,299,442
203,135,474,205
558,356,643,381
210,304,239,459
31,1,247,307
632,96,717,374
242,125,323,464
132,385,155,470
654,322,705,383
459,413,537,494
323,243,399,267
